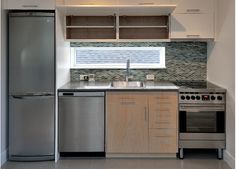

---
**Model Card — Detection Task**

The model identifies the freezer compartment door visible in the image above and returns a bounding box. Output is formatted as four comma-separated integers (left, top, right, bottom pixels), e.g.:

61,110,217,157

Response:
59,96,104,152
9,15,55,94
9,96,55,159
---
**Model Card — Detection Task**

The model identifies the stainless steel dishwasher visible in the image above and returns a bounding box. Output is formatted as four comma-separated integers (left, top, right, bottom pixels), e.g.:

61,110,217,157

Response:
59,92,105,157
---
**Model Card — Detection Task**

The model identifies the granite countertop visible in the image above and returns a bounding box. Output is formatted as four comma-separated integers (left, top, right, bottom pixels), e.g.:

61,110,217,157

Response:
58,81,179,91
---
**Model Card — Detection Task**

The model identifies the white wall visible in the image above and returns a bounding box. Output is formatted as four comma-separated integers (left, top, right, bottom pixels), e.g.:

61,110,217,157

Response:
207,0,235,168
1,0,7,166
55,9,70,161
0,0,2,165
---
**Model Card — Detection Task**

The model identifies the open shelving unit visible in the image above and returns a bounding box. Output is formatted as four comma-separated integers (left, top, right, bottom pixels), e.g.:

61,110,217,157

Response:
66,15,116,39
65,15,170,41
119,16,169,39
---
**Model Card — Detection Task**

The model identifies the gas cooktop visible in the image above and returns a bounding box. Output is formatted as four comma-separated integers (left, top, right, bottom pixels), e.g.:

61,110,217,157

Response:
173,81,226,93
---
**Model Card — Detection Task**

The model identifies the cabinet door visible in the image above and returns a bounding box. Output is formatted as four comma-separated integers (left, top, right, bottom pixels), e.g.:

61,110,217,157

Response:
106,92,148,153
149,92,178,129
5,0,55,9
174,0,214,14
118,0,178,5
65,0,118,5
170,13,214,39
149,129,177,153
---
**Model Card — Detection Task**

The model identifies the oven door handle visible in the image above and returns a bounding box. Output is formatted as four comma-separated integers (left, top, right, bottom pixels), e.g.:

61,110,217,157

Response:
180,105,225,112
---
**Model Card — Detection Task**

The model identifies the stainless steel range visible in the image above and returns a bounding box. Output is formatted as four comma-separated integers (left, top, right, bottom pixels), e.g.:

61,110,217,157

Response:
173,81,226,159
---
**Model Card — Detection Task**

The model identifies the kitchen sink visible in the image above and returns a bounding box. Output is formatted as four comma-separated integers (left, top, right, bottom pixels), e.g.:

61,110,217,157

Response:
111,81,144,88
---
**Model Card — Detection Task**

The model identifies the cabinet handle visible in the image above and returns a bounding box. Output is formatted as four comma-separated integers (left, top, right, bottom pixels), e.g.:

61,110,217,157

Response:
186,9,201,13
113,14,116,30
186,35,200,38
121,101,135,105
22,5,38,8
144,107,147,121
139,2,154,5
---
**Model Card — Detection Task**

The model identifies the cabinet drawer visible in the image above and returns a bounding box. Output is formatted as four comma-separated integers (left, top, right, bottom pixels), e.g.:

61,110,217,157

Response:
174,0,214,14
5,0,55,9
148,92,178,129
149,129,177,153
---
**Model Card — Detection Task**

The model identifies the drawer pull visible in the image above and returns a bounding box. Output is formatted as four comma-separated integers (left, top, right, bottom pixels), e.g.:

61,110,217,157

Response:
121,101,135,105
186,35,200,37
154,135,173,137
139,2,154,5
186,9,201,13
22,5,38,8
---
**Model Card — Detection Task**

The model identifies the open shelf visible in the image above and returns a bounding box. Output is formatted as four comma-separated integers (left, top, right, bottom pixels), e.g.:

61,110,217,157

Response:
119,16,168,26
119,16,169,39
119,28,168,39
66,16,116,39
66,28,116,39
65,15,169,40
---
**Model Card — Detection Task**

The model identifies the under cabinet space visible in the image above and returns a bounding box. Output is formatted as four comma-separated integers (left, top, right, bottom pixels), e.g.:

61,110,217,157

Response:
120,28,168,39
66,16,116,40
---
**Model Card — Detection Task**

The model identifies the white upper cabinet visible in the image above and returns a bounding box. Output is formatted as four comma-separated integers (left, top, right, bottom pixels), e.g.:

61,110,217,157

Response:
60,0,179,6
170,0,215,40
117,0,178,6
173,0,214,13
5,0,55,9
63,0,118,5
171,13,214,39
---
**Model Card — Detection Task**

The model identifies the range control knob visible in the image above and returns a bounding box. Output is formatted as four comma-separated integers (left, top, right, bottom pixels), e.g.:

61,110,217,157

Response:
191,96,195,100
217,96,223,100
186,96,190,100
181,96,185,100
211,96,216,100
196,96,201,100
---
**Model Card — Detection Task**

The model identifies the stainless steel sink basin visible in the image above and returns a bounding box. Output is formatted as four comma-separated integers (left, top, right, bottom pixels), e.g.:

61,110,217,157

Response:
111,81,144,88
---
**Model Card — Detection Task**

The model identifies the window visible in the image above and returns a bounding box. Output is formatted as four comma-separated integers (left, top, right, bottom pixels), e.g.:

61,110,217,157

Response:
71,47,165,69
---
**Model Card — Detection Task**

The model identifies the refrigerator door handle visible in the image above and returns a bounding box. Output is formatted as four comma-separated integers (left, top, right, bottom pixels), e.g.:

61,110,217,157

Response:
12,95,54,99
12,96,24,99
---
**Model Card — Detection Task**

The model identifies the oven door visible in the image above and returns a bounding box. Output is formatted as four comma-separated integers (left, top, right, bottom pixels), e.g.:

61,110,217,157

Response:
179,104,225,133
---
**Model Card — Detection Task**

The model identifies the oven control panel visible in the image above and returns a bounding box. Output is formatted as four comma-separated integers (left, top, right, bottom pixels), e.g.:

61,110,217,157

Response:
179,93,225,104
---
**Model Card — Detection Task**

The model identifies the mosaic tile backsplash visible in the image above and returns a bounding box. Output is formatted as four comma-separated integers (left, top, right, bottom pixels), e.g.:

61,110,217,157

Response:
70,42,207,82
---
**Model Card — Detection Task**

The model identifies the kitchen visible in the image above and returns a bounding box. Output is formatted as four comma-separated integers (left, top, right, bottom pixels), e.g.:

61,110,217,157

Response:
0,0,235,169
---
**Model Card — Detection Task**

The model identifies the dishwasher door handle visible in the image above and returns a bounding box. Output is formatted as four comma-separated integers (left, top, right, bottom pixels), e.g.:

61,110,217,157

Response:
59,92,105,97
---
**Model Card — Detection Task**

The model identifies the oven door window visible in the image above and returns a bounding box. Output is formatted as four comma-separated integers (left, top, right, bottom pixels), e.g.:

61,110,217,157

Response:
180,111,225,133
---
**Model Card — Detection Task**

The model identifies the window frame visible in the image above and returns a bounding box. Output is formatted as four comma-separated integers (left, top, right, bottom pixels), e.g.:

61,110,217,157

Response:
71,47,166,69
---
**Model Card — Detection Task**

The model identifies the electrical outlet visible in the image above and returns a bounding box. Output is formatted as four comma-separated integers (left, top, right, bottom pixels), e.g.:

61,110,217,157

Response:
80,75,88,81
88,74,95,81
146,74,155,81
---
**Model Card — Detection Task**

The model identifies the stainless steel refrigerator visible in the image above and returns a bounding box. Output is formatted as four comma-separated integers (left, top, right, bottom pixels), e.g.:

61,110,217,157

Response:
8,12,55,161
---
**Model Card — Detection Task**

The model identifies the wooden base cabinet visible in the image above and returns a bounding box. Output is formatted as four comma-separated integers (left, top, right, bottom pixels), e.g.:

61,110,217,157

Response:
106,91,178,156
106,92,148,153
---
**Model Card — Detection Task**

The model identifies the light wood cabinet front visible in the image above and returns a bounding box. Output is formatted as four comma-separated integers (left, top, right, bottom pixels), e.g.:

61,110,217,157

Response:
149,129,177,153
106,92,148,153
149,92,178,129
106,91,178,155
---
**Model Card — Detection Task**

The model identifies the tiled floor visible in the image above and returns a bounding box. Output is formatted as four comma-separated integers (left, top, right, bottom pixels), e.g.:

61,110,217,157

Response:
2,158,232,169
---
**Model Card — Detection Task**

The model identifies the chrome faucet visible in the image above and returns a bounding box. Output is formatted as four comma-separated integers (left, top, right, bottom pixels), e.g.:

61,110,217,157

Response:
126,59,130,82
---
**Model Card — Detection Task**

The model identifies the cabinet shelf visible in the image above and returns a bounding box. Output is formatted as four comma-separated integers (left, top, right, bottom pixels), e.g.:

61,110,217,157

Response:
119,26,168,28
66,26,115,28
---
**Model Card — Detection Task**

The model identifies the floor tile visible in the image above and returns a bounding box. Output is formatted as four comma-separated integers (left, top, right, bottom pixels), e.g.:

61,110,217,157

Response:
2,158,232,169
